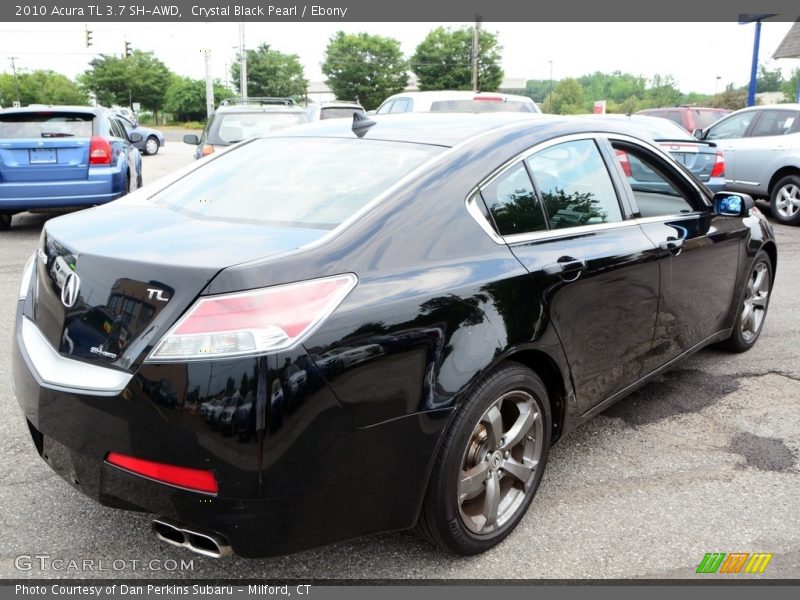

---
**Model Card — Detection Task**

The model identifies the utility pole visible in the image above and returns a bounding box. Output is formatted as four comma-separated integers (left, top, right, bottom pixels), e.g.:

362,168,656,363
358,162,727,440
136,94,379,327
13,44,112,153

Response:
238,23,247,99
9,57,21,106
548,59,554,113
471,16,481,92
203,50,215,118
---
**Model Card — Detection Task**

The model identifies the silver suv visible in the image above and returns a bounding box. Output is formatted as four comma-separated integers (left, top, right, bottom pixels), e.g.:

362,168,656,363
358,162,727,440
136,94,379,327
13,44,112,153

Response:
695,104,800,225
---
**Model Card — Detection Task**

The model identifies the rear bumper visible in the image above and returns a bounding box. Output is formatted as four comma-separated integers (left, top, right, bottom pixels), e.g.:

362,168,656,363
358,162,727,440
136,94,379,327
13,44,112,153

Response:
11,300,447,557
0,168,125,211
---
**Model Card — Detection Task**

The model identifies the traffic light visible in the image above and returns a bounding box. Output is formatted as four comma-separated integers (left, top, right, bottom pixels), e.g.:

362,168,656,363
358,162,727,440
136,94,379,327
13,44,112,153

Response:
124,40,132,58
84,26,92,48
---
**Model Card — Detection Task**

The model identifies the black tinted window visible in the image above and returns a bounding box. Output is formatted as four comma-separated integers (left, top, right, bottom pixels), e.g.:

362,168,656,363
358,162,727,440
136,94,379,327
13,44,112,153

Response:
527,139,622,229
481,163,546,236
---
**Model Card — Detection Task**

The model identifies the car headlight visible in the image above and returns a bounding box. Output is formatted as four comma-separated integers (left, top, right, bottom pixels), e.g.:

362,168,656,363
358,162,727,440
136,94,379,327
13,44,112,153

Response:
18,253,36,300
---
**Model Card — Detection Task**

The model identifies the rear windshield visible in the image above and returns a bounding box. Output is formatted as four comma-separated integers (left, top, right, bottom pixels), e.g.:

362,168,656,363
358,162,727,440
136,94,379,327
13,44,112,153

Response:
152,137,443,229
694,109,729,129
630,117,696,141
320,107,364,120
207,111,309,144
430,100,537,113
0,112,93,138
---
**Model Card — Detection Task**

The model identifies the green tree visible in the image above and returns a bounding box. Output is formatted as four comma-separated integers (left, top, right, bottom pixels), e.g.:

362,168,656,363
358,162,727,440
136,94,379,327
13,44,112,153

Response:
645,74,681,107
715,83,748,110
411,26,503,91
547,78,585,114
321,31,408,110
782,67,800,103
80,50,171,115
0,70,87,106
523,79,551,104
164,76,234,121
757,64,784,93
231,43,307,100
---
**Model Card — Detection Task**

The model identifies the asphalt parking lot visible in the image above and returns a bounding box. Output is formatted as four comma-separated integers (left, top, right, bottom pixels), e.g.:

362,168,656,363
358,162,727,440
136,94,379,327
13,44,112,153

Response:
0,143,798,580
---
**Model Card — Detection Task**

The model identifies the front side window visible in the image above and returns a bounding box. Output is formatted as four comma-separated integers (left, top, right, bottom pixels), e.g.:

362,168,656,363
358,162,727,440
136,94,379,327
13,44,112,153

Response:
612,141,698,217
389,99,411,113
481,163,546,236
705,111,756,140
749,110,799,137
527,139,623,229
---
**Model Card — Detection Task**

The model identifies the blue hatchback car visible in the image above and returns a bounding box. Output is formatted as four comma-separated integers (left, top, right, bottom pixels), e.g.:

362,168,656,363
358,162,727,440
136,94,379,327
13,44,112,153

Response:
0,106,143,230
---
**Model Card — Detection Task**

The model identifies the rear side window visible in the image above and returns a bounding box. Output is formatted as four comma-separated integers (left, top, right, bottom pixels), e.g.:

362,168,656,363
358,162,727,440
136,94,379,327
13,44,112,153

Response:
152,137,443,229
527,139,623,229
481,163,547,236
0,112,93,138
749,110,799,137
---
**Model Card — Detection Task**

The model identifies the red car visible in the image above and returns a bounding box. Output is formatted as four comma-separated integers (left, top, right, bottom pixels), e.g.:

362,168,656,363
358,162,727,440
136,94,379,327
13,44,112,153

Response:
636,106,730,133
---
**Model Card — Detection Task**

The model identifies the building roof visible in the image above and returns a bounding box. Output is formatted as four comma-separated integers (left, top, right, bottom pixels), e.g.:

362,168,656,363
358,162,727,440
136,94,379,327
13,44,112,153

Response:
774,20,800,59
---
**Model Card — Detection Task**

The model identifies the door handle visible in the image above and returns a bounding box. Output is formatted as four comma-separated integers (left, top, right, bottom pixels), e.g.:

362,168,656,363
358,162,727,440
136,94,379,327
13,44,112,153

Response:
543,256,587,282
658,237,685,256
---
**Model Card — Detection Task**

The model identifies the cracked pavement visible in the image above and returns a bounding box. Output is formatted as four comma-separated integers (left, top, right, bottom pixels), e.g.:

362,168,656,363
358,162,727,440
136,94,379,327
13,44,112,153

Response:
0,148,798,579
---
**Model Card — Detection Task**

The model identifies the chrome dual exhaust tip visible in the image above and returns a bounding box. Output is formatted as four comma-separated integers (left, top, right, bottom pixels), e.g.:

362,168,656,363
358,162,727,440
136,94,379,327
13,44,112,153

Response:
152,517,231,558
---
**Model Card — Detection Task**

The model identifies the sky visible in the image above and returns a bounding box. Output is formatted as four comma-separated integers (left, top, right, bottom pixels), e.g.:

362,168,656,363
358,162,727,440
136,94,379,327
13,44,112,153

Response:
0,21,798,95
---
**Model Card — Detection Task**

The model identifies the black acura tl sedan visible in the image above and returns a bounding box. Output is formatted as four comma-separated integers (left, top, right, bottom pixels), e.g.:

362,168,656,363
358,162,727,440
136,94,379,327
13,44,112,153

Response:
13,113,776,558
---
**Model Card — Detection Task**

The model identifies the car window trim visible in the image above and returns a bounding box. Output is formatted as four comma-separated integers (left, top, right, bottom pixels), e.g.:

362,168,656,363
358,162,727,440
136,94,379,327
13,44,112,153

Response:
466,132,641,244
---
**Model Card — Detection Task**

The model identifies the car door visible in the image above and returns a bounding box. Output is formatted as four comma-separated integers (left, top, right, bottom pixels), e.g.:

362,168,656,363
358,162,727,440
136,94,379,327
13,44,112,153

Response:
727,108,800,196
108,116,140,191
609,136,745,371
479,135,662,414
703,109,760,192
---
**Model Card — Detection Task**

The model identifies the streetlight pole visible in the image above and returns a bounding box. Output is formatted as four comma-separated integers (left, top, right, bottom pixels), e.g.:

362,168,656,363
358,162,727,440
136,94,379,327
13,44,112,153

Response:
548,59,553,113
9,57,21,106
238,23,247,99
714,75,721,105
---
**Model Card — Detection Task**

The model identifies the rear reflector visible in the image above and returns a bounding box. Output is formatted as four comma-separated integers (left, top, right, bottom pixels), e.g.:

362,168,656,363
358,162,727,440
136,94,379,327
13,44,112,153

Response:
89,136,112,165
106,452,218,494
148,273,358,361
711,150,725,178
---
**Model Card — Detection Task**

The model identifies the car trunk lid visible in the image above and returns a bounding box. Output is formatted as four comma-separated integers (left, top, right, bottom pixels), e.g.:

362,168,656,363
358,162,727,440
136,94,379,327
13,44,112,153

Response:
659,141,715,182
33,202,326,369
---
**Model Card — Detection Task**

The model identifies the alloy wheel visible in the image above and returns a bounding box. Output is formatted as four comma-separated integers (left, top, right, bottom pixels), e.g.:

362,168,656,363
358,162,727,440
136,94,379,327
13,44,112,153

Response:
740,261,770,343
774,183,800,219
458,390,544,535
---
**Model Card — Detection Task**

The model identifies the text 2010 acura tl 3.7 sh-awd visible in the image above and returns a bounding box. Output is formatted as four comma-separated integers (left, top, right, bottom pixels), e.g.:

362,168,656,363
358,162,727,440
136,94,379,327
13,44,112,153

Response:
13,113,776,558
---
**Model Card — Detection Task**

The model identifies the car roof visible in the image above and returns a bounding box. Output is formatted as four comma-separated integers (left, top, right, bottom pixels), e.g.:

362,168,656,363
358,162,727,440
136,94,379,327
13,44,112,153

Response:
272,112,650,148
729,103,800,112
215,105,306,114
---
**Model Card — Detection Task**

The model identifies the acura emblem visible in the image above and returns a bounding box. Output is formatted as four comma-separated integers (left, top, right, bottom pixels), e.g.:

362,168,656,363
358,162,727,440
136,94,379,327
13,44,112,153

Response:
61,272,80,308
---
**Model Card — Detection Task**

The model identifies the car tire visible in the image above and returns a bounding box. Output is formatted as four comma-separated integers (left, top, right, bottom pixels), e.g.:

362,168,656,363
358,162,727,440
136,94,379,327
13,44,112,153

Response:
769,174,800,225
0,214,11,231
144,136,160,156
416,361,551,555
718,250,773,353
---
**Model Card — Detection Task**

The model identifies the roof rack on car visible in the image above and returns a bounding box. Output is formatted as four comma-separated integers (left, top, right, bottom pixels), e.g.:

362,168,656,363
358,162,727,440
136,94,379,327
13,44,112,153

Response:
219,97,295,107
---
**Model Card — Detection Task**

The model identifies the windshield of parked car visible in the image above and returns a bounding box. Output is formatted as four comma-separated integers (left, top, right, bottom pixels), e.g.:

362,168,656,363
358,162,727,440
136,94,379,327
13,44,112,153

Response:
0,112,93,138
207,111,309,144
152,137,444,229
430,100,538,113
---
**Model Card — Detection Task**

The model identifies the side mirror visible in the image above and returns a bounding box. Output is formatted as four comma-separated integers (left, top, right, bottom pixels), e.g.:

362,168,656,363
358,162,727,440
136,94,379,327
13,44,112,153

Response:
692,128,704,139
183,134,200,145
713,192,754,217
128,132,143,143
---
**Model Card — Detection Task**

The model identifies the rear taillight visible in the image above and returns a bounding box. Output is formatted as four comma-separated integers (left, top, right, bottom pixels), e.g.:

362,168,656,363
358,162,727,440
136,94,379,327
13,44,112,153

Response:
201,144,214,156
148,274,357,361
615,149,632,177
711,150,725,178
106,452,218,494
89,136,112,165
